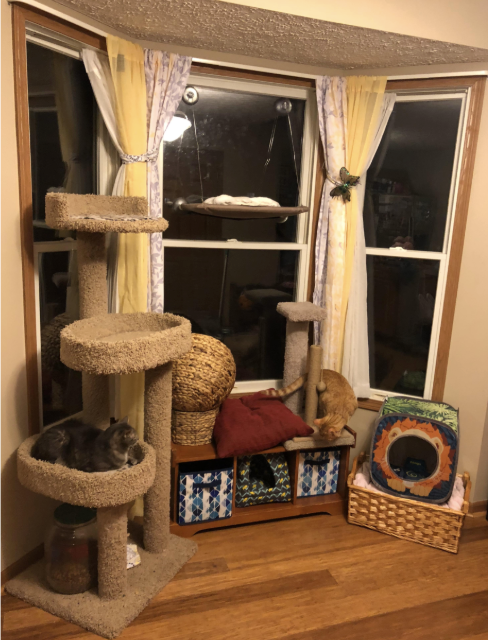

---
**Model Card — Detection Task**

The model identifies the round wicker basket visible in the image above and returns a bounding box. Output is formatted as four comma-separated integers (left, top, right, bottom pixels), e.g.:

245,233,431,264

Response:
172,407,220,445
172,334,236,445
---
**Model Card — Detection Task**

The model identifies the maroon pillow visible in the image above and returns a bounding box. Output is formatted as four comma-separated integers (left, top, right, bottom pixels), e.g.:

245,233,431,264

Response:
213,392,313,458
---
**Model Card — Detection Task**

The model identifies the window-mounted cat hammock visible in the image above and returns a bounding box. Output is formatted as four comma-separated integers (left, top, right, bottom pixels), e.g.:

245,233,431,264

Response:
178,202,309,220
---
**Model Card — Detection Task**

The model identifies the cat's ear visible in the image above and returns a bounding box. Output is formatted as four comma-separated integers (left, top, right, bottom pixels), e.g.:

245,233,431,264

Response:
117,415,129,425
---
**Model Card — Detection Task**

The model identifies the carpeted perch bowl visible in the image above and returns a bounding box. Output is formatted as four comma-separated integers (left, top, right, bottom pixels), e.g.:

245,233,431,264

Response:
172,334,236,445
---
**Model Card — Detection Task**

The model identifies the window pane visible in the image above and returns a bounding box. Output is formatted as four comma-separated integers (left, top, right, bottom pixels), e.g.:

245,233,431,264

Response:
39,249,82,426
162,86,305,242
164,248,298,380
365,99,462,252
367,256,440,396
27,43,96,242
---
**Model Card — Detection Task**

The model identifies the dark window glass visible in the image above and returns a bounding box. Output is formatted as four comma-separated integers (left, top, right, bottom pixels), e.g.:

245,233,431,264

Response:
367,256,440,396
364,99,462,252
27,42,96,242
162,86,305,242
164,248,299,380
39,249,82,426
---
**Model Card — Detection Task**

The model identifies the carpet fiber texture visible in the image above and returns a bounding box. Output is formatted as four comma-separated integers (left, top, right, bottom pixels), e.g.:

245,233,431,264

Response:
5,534,197,639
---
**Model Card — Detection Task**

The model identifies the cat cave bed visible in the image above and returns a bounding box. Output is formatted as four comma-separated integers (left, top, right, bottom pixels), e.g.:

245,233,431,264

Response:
180,203,309,219
6,194,197,640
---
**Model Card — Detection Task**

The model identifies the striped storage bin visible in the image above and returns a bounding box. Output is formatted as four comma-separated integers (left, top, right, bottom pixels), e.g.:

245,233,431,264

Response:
178,460,233,525
297,449,340,497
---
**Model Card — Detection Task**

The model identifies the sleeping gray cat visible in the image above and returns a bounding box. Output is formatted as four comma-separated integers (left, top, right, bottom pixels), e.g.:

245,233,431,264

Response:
31,417,140,472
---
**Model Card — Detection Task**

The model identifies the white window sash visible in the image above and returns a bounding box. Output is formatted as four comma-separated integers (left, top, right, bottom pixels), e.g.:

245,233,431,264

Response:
366,90,469,400
162,73,318,391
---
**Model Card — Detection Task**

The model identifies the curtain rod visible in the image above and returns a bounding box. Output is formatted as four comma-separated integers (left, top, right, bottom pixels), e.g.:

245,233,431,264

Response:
13,0,488,81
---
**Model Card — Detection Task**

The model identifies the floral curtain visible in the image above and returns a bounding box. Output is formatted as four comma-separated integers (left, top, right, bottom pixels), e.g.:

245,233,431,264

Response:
313,76,348,371
144,50,192,312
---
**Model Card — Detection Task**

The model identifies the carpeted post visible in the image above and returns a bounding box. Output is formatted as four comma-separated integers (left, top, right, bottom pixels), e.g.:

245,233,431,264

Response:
97,503,129,600
77,231,109,428
143,363,172,553
277,302,328,415
76,232,107,319
82,373,110,429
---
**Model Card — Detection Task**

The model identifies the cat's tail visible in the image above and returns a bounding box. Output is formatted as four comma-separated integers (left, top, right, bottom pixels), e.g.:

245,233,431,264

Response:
262,374,308,398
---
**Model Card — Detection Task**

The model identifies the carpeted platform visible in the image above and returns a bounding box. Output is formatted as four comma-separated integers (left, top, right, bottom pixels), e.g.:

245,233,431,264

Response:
5,534,197,639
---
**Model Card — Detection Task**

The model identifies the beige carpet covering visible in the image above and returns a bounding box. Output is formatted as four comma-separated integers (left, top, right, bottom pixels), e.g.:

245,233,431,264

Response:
5,533,197,639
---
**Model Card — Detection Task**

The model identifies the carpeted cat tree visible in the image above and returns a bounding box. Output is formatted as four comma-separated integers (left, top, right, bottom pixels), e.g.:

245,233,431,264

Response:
6,194,197,638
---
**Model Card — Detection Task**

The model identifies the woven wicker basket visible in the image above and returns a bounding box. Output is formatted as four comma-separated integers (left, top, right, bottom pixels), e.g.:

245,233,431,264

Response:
172,334,236,446
172,407,219,445
347,453,471,554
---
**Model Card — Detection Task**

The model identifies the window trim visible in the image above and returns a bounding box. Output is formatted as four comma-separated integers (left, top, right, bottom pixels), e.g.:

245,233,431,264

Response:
12,4,106,435
356,76,486,411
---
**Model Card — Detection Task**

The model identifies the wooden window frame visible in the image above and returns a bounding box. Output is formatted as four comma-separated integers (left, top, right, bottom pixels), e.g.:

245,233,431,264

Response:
306,76,485,412
12,3,106,435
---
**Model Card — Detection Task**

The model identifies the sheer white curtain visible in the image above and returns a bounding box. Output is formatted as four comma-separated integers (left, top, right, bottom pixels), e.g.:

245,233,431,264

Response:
341,93,396,397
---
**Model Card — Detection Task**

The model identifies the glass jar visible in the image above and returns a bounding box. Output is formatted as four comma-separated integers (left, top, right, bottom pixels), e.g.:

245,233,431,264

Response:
45,504,98,595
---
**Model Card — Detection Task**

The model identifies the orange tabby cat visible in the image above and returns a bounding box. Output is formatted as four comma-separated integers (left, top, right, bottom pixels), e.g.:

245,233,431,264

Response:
263,369,357,441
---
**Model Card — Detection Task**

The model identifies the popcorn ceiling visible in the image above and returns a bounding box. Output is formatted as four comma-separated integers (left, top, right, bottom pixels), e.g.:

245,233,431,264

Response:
56,0,488,69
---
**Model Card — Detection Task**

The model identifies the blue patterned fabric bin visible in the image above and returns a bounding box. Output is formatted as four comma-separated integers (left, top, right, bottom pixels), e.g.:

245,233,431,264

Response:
297,449,340,498
178,463,233,525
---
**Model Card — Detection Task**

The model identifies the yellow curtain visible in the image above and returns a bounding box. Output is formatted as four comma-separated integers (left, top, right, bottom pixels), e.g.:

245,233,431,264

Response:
106,37,147,459
338,76,387,367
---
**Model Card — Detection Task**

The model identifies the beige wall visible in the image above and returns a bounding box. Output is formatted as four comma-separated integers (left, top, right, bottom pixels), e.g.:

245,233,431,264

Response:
1,0,56,571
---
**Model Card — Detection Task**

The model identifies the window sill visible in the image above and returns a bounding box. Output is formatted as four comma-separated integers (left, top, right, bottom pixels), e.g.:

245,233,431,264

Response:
357,398,383,412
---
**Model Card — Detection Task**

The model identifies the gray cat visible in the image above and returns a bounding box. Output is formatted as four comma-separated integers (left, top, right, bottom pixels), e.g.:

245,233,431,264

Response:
31,417,140,472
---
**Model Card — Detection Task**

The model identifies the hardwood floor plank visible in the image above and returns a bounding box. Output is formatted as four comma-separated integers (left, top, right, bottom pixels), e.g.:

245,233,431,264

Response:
282,590,488,640
2,515,487,640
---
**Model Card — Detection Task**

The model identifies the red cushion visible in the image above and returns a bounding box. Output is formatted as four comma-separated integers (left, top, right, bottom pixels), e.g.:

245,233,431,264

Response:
213,392,313,458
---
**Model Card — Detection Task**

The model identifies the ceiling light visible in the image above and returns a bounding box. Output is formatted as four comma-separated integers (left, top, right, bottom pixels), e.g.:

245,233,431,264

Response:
163,111,191,142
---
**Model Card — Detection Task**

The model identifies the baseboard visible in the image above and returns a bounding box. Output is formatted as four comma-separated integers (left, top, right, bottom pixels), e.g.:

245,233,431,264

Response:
469,500,488,514
1,544,44,586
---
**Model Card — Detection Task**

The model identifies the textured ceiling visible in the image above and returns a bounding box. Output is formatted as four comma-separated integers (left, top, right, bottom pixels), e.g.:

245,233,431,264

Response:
55,0,488,69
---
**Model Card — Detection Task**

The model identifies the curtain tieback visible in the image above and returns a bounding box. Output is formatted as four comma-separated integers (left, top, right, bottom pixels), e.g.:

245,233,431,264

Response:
120,148,159,164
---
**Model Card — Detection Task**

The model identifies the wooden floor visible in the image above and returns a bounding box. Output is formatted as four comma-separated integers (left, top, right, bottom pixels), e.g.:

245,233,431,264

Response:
3,513,488,640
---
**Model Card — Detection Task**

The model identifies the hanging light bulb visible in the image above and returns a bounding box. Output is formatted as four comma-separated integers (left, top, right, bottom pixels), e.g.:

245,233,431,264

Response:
163,111,191,142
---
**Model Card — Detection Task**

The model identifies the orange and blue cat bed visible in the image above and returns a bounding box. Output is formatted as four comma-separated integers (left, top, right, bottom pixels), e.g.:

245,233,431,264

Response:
369,396,459,504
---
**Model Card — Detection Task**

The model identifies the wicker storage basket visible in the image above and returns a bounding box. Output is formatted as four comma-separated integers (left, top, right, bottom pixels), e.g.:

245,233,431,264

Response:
172,407,219,445
347,453,471,554
172,334,236,446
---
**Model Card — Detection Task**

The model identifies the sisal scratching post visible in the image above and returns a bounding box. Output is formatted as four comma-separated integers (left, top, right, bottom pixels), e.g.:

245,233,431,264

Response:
277,302,327,415
97,503,129,600
282,320,309,414
143,363,172,553
304,345,323,426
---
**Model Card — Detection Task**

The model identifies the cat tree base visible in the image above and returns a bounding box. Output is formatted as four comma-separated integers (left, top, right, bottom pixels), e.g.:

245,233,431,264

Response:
5,534,197,639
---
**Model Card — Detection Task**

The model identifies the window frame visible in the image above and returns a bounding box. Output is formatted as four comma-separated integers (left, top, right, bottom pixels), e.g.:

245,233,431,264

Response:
12,4,107,434
160,71,319,394
366,90,468,401
358,76,486,410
